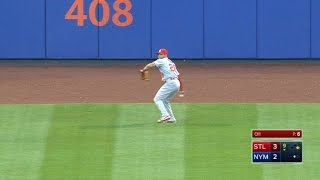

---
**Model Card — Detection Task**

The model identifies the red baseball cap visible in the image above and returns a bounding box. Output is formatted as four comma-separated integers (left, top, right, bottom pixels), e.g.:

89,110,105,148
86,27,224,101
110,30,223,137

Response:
156,48,168,55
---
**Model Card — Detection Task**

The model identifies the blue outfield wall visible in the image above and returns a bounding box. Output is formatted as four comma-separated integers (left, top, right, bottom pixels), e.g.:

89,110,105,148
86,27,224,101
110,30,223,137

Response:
204,0,256,58
257,0,310,58
0,0,45,58
46,0,98,59
311,0,320,58
151,0,203,59
0,0,318,59
99,0,151,59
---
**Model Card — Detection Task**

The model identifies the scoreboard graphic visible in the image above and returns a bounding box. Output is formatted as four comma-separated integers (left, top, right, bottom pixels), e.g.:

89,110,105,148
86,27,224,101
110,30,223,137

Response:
251,129,303,163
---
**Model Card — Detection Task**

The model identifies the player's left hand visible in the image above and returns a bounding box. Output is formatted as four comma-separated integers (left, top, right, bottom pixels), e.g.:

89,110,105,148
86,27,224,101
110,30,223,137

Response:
140,70,149,80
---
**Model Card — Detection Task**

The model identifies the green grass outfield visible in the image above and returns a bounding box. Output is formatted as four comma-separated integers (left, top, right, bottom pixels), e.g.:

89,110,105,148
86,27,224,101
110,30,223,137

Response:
0,103,319,180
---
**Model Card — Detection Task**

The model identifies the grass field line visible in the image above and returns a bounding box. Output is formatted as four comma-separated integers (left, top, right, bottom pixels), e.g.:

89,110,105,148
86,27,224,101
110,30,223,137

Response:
111,104,187,180
0,105,53,179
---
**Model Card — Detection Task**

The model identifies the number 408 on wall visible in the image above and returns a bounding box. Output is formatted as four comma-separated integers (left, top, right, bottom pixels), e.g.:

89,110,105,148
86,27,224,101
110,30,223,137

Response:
65,0,133,27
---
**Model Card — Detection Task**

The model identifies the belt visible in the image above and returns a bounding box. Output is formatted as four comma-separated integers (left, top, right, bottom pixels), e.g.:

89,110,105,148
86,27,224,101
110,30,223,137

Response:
165,77,178,82
169,77,177,80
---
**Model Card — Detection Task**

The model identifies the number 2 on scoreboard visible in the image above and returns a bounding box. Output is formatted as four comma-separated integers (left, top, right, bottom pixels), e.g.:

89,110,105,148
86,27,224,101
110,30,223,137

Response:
273,153,277,160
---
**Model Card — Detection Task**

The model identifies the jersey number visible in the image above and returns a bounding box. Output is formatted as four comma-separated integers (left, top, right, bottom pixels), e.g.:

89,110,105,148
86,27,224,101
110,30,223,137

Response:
169,63,177,72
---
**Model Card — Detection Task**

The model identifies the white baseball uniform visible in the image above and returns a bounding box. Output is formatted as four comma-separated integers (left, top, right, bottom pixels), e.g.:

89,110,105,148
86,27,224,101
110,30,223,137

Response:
153,57,180,122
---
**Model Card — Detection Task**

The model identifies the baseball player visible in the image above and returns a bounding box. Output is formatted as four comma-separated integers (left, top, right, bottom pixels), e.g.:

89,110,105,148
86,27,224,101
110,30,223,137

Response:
140,48,184,123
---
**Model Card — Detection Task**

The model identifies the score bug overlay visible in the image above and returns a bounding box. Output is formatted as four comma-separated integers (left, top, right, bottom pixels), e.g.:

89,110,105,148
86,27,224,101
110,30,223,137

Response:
251,129,303,164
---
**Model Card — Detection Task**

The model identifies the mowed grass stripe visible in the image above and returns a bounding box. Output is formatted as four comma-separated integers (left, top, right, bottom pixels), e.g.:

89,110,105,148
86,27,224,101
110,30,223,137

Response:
184,104,262,179
39,104,119,179
257,104,320,180
0,105,53,179
111,104,186,180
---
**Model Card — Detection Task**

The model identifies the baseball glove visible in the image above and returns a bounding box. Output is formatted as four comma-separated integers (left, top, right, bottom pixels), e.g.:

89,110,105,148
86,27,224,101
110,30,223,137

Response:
140,70,149,80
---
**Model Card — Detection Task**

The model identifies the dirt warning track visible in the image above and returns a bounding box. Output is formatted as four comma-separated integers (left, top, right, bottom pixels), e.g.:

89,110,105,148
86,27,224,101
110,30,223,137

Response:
0,64,319,103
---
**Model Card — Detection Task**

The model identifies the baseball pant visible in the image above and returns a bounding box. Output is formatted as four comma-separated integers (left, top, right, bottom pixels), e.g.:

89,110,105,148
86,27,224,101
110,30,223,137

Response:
154,79,180,121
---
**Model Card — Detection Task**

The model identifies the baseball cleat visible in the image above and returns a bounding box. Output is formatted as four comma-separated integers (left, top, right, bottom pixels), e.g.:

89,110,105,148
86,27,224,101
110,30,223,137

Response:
157,116,171,123
163,119,176,123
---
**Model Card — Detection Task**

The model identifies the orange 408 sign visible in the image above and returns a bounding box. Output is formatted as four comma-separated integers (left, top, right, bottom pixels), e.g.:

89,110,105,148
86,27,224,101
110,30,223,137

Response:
65,0,133,27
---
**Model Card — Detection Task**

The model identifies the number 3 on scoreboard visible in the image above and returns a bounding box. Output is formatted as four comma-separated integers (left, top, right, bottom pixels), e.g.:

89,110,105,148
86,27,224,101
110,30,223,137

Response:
273,143,277,149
